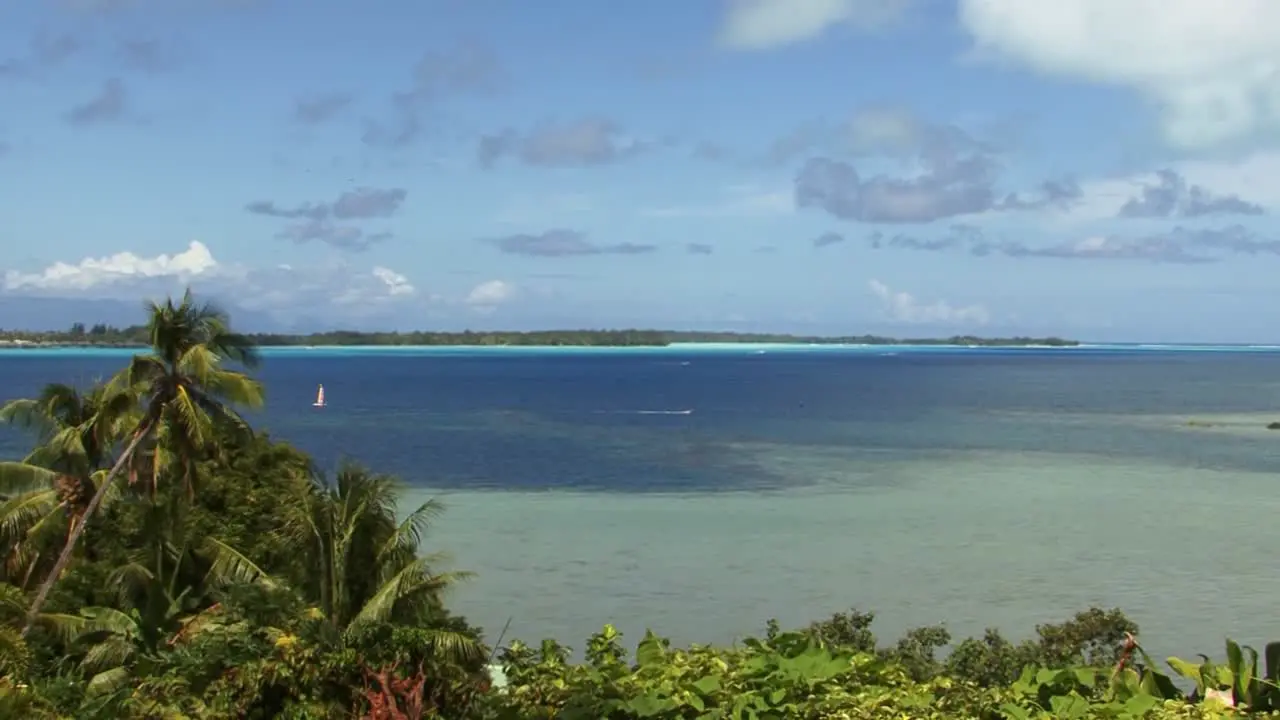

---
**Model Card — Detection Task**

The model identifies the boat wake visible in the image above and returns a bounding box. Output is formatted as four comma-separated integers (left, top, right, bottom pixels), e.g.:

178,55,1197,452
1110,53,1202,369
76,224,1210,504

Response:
594,409,694,415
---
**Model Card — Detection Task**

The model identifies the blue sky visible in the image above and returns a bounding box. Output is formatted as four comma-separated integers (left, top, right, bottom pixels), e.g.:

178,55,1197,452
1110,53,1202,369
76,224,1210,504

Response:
3,0,1280,341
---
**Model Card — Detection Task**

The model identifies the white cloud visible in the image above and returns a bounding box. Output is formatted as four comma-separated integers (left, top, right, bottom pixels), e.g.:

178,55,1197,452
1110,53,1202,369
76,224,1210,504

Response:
371,267,415,297
465,279,516,308
2,240,422,322
718,0,910,50
640,183,793,218
868,279,990,325
3,240,220,291
958,0,1280,149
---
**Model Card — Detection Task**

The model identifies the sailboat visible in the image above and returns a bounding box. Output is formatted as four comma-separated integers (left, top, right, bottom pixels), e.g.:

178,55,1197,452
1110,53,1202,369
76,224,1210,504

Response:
312,384,326,408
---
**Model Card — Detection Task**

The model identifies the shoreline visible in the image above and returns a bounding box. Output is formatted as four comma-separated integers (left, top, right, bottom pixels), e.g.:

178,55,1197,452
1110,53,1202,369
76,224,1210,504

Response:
3,341,1280,355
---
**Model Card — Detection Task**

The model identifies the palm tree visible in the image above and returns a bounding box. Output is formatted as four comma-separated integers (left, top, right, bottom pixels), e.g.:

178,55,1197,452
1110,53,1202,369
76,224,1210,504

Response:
21,290,265,636
0,383,137,586
287,462,481,660
66,517,275,696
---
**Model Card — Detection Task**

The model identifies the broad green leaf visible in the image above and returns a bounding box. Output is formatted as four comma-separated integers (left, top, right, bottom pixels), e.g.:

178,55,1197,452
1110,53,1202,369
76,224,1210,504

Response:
692,674,721,695
999,702,1030,720
635,631,666,668
1048,693,1091,719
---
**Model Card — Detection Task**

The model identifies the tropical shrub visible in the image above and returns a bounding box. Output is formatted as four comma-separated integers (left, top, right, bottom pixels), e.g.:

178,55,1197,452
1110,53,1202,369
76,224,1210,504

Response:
488,623,1276,719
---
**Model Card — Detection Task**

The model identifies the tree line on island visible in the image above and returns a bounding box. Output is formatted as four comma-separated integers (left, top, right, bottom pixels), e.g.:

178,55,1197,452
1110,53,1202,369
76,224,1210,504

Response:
0,290,1267,718
0,321,1079,349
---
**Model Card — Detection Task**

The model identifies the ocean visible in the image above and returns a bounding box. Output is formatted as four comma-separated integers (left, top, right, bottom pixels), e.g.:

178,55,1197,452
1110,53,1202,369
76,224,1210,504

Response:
3,343,1280,662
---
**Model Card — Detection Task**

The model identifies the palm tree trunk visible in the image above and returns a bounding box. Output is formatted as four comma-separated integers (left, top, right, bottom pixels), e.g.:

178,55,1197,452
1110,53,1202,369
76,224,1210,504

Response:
21,423,152,637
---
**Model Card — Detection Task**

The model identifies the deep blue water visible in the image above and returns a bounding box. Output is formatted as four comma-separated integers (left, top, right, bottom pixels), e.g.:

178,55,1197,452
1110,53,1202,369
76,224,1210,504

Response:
2,346,1279,491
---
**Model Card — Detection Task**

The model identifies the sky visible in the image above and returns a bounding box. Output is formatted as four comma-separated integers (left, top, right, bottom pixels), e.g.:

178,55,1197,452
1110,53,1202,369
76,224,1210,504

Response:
4,0,1280,341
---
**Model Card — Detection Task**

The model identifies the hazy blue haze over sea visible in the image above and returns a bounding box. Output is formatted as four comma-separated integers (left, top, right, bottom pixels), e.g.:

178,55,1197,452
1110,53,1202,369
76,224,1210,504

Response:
3,344,1280,662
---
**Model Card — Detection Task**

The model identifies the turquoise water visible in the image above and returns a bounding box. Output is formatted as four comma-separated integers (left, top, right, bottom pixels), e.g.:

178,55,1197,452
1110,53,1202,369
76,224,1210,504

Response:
5,341,1280,358
2,343,1279,661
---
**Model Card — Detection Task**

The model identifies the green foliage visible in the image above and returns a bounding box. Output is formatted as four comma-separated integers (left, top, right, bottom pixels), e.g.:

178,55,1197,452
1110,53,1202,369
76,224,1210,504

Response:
1167,639,1280,711
487,622,1280,719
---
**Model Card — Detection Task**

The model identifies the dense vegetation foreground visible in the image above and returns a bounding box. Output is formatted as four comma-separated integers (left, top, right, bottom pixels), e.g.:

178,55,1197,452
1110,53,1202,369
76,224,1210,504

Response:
0,291,1267,718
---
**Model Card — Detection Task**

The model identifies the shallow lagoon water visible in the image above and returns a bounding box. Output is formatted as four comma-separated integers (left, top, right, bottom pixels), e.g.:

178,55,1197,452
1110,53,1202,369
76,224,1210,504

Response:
2,343,1279,661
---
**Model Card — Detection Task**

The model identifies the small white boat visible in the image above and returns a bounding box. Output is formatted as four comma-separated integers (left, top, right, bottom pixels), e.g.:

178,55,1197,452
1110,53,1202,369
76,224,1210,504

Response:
312,384,326,408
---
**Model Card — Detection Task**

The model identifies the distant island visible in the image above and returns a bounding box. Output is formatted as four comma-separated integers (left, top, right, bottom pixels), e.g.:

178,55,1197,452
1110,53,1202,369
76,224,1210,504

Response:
0,323,1079,349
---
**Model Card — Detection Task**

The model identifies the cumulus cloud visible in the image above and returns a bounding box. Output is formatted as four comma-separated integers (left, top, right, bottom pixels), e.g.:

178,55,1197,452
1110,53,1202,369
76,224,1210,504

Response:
958,0,1280,149
1117,169,1264,218
465,279,516,308
871,224,1280,264
480,229,657,257
245,187,405,251
813,232,845,247
3,241,218,292
796,155,993,223
686,243,714,255
369,267,414,297
477,119,651,168
795,157,1077,224
717,0,911,50
790,108,1079,223
1,241,421,323
868,279,989,325
65,78,128,125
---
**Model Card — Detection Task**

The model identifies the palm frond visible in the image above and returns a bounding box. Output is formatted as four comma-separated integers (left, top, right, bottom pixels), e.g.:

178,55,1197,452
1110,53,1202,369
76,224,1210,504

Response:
202,370,265,409
200,537,277,589
171,387,214,450
176,344,218,385
36,383,85,422
347,558,469,633
0,465,57,498
84,664,131,695
104,563,155,608
192,389,256,442
36,428,90,473
21,496,73,544
376,497,445,565
416,627,487,664
31,612,88,645
77,607,138,639
0,490,60,550
0,399,53,439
